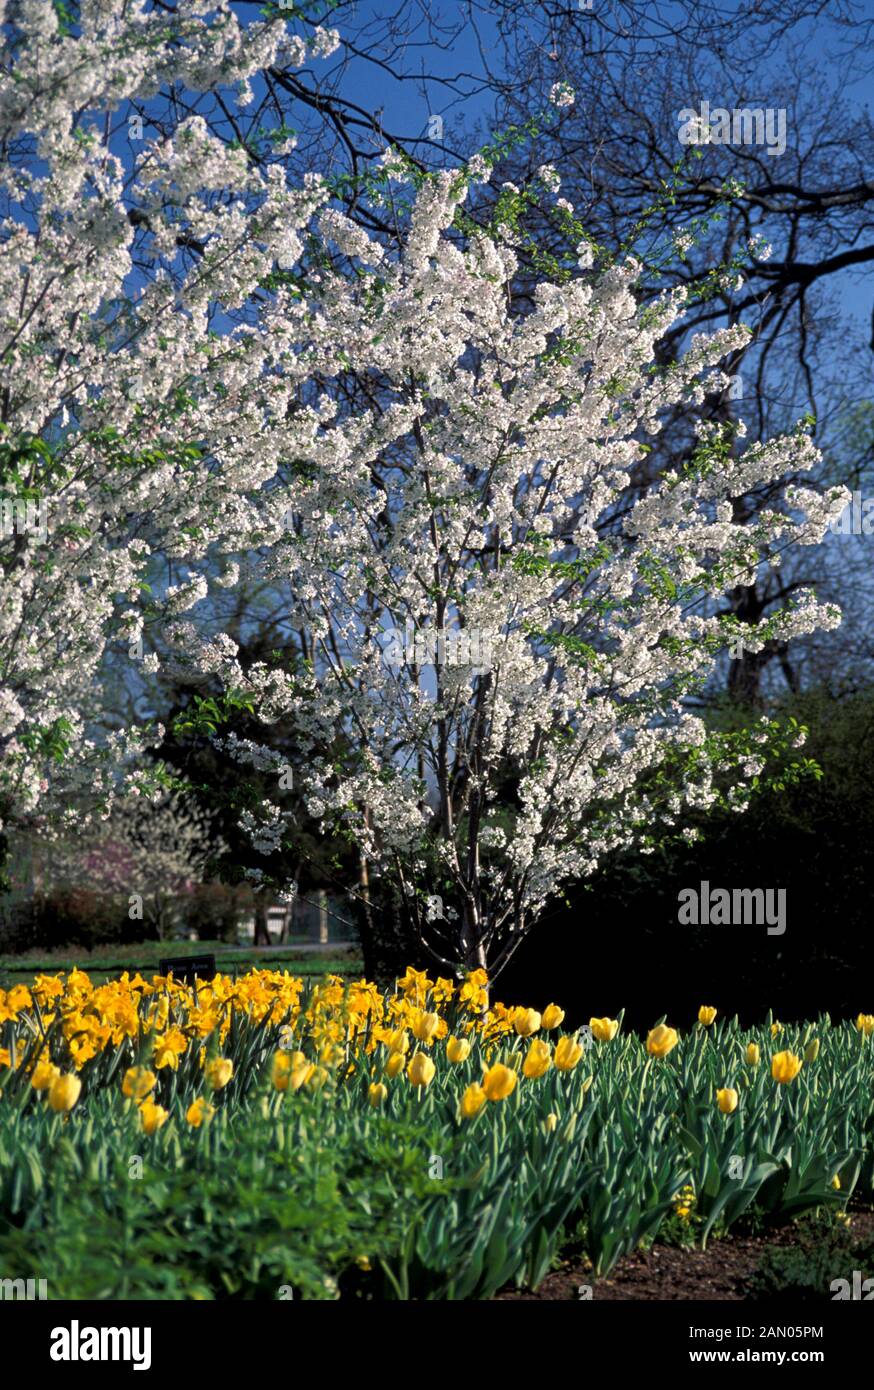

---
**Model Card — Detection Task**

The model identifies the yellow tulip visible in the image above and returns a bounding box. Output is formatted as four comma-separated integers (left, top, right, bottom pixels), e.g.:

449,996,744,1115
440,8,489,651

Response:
271,1051,292,1091
512,1007,541,1038
831,1174,841,1190
481,1062,517,1100
407,1051,436,1088
460,1083,486,1119
522,1039,552,1079
385,1051,406,1079
545,1112,559,1132
48,1073,81,1113
185,1096,215,1127
446,1036,471,1064
541,1004,565,1031
122,1066,156,1100
554,1035,584,1071
305,1065,329,1091
139,1099,169,1135
386,1028,410,1054
771,1050,803,1084
410,1010,440,1043
770,1021,783,1037
368,1082,388,1107
589,1017,618,1042
31,1060,60,1092
646,1024,679,1058
290,1062,315,1091
205,1057,233,1091
746,1043,760,1065
804,1038,820,1063
856,1014,874,1037
716,1087,738,1114
698,1006,717,1027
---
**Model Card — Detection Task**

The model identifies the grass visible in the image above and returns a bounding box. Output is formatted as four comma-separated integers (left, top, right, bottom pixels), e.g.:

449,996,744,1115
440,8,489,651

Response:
0,938,363,986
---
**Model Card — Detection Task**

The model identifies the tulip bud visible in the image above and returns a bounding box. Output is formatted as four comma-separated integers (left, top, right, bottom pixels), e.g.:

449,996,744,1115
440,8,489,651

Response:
411,1010,440,1043
368,1082,388,1107
541,1004,565,1031
646,1025,678,1059
205,1057,233,1091
48,1073,81,1113
512,1007,541,1037
522,1039,552,1079
460,1083,486,1119
554,1036,584,1071
407,1051,436,1088
589,1017,618,1042
481,1062,517,1100
771,1050,803,1084
31,1060,60,1093
545,1112,559,1132
385,1051,405,1079
804,1038,820,1063
139,1099,168,1135
186,1096,215,1127
745,1042,760,1065
122,1066,156,1100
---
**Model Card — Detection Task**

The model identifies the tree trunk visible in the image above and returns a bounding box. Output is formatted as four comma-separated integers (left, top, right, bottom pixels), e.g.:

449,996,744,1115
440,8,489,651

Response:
254,892,271,946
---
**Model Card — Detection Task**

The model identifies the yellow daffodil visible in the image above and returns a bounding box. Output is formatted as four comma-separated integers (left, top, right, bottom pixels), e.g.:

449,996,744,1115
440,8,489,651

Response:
152,1027,188,1070
770,1021,783,1037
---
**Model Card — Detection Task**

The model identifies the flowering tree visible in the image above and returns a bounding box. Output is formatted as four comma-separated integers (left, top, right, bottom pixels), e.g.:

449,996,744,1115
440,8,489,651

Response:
0,0,336,838
46,789,222,940
210,167,848,979
0,5,848,980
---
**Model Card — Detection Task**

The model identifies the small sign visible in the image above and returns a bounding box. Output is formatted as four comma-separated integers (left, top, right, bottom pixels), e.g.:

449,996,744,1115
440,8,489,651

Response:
158,954,216,984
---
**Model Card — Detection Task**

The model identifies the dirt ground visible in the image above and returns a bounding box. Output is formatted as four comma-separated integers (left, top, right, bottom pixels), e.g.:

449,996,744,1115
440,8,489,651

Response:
496,1211,874,1301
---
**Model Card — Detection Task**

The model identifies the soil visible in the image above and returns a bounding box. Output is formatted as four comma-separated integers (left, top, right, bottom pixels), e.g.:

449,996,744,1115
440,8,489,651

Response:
495,1210,874,1301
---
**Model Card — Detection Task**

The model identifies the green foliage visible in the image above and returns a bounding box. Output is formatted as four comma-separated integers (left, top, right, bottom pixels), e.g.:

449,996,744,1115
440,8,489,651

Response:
748,1214,874,1301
